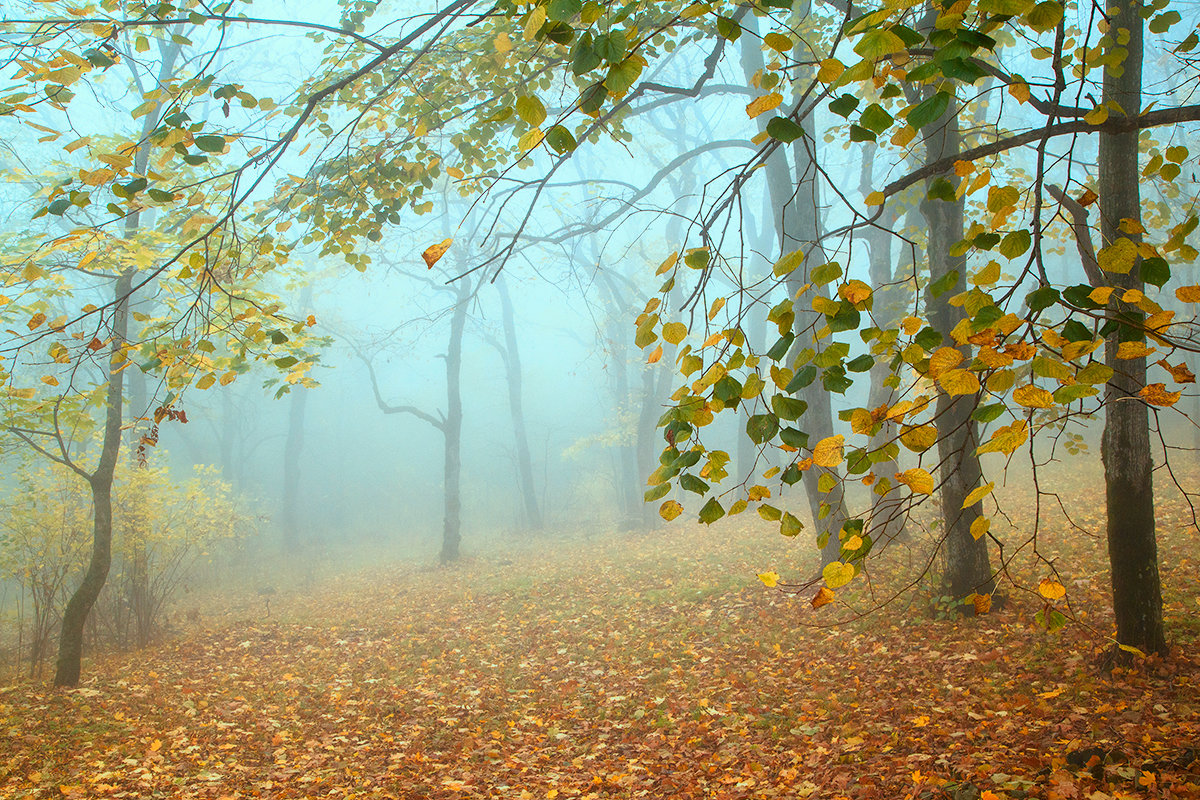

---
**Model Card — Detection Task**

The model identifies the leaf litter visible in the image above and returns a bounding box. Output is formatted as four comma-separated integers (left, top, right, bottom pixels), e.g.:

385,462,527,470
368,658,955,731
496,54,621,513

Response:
1,477,1198,800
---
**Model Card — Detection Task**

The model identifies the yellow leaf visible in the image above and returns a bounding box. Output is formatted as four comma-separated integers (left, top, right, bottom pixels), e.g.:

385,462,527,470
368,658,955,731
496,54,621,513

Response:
1088,286,1114,305
517,127,544,151
822,560,855,589
422,238,452,269
494,32,512,54
1008,82,1030,103
901,316,922,335
928,346,964,378
522,5,546,40
977,419,1028,456
817,58,844,83
970,515,990,540
757,571,780,588
961,481,994,509
662,322,687,345
1084,103,1109,125
896,467,934,495
1121,288,1144,304
656,252,679,276
864,190,885,206
849,407,875,435
1038,577,1066,600
1175,284,1200,302
149,739,162,752
811,435,845,468
8,387,36,399
746,92,783,118
41,375,59,386
447,166,465,179
27,312,46,330
811,586,836,608
1097,237,1138,274
659,500,683,521
1139,382,1181,407
900,424,938,453
1013,383,1054,408
196,373,215,390
939,368,981,396
708,297,725,321
843,534,863,551
1115,341,1156,359
219,372,237,386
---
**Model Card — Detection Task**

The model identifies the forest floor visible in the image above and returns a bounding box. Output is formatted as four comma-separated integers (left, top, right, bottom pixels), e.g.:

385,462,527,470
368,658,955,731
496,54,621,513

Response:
2,474,1199,799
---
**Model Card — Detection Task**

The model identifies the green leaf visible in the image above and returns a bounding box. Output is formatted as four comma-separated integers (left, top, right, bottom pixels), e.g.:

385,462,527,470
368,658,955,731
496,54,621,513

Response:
998,230,1031,259
771,394,808,420
780,427,809,450
747,413,780,444
785,366,817,392
929,269,960,298
698,497,725,524
516,95,547,126
571,34,602,74
828,94,859,118
766,332,795,361
859,103,894,134
853,29,905,60
766,116,804,143
846,354,874,372
594,31,627,63
274,356,298,368
679,473,710,494
926,177,956,202
644,482,671,501
548,0,582,20
716,16,742,41
972,402,1006,423
1140,256,1170,288
545,125,577,153
907,91,951,131
1149,10,1181,34
780,511,803,537
1025,286,1060,313
193,135,226,153
810,261,843,285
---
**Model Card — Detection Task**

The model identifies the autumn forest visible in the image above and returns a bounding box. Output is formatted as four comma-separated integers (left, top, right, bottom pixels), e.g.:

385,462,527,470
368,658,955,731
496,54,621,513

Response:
0,0,1198,797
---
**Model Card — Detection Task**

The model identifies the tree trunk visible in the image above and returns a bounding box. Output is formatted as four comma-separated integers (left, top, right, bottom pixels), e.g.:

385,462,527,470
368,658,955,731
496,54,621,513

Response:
919,83,994,601
440,277,469,563
860,147,909,547
55,269,133,686
741,11,848,564
281,385,309,550
495,275,542,530
1099,0,1166,654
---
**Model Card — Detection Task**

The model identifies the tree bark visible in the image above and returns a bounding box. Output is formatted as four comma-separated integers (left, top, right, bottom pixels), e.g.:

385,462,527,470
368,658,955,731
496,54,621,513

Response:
918,88,994,602
495,275,542,530
55,269,133,686
860,146,909,547
1099,0,1166,654
281,384,309,550
440,277,469,563
741,11,848,565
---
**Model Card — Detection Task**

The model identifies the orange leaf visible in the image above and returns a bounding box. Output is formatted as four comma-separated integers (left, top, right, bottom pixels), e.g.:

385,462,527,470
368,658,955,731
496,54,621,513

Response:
1038,577,1066,600
421,238,452,269
1139,382,1181,406
1156,358,1196,384
811,586,835,608
646,344,663,364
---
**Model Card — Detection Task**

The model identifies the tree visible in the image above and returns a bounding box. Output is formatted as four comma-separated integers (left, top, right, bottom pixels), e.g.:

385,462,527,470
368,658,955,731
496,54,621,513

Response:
6,0,1199,655
363,269,471,564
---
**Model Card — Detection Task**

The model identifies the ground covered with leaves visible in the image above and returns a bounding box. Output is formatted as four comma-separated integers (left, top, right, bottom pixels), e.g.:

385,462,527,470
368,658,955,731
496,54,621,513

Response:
2,484,1199,799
